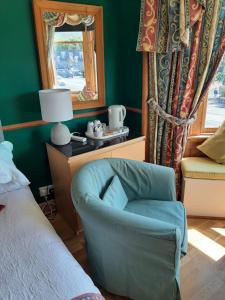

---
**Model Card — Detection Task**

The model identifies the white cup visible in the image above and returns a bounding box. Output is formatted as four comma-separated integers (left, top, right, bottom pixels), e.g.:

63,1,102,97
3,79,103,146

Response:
94,126,103,138
87,121,94,134
94,120,101,127
101,123,107,133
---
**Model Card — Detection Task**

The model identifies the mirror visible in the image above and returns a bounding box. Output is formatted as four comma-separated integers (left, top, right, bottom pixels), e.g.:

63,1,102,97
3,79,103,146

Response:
33,0,105,110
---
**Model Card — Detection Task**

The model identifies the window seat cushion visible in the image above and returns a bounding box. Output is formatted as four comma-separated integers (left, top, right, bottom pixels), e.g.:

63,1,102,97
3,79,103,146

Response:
181,157,225,180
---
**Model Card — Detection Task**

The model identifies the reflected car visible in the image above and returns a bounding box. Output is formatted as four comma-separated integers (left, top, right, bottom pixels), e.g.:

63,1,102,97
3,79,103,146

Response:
58,81,66,87
57,69,73,78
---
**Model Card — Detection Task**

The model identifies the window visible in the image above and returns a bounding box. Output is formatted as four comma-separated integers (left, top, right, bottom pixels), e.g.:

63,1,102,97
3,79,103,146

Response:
191,53,225,135
205,53,225,128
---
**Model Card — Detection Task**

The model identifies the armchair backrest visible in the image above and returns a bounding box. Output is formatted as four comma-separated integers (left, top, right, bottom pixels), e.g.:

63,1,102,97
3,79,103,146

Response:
72,158,176,205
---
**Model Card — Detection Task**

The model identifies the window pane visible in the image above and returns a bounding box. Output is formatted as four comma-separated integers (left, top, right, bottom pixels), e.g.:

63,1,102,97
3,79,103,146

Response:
53,32,86,92
205,53,225,128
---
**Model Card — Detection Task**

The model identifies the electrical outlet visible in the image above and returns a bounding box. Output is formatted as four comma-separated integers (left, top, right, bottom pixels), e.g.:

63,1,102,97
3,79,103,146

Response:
39,185,55,200
39,186,48,197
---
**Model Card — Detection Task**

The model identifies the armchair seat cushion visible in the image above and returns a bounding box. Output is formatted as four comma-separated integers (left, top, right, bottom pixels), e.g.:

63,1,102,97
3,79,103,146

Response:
125,200,187,254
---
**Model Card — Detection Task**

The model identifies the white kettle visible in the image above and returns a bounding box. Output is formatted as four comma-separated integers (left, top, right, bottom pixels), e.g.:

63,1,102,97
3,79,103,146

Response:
108,105,126,130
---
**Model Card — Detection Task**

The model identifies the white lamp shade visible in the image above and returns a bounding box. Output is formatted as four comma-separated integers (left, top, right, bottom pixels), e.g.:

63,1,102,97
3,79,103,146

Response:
39,89,73,122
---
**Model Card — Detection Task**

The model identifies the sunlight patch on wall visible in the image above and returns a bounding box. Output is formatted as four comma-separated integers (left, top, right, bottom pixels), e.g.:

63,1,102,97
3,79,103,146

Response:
188,229,225,261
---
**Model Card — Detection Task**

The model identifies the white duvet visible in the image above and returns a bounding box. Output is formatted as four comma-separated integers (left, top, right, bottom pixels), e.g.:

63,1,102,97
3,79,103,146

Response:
0,187,100,300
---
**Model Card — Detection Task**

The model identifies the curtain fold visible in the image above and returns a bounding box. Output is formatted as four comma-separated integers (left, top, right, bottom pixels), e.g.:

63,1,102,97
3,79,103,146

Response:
137,0,225,193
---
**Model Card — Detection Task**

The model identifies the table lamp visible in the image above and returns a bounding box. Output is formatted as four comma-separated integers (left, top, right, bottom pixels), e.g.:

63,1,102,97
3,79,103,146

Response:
39,89,73,146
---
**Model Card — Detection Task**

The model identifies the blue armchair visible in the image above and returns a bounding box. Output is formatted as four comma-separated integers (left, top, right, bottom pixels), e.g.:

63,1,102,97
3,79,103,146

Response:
71,158,187,300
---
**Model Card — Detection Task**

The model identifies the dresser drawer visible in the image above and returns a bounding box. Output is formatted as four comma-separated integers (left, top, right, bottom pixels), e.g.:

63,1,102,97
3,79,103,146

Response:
111,140,145,161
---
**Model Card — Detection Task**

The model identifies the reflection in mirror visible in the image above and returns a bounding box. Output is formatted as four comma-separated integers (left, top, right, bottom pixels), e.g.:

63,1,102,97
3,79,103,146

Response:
33,0,105,110
43,12,98,101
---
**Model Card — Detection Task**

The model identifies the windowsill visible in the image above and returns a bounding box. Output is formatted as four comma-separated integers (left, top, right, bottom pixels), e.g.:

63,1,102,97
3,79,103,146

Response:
188,134,213,141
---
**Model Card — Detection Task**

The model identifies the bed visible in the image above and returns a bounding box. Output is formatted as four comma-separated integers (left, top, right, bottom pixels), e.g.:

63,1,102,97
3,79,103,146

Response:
0,186,103,300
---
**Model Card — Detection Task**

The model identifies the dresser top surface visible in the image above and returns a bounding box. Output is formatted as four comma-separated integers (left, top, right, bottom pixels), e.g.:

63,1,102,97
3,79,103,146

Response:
47,132,144,158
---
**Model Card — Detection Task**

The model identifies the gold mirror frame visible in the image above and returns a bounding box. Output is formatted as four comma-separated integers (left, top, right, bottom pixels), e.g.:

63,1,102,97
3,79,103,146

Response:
33,0,105,110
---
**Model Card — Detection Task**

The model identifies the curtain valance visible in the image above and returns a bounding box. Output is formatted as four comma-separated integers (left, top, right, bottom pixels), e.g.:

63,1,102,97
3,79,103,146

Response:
43,12,94,28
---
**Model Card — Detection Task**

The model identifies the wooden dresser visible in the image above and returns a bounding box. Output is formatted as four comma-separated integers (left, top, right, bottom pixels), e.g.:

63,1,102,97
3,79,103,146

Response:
46,134,145,234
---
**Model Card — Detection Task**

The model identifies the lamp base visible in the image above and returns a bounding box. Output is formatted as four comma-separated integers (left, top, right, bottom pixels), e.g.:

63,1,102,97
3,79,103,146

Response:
50,122,71,146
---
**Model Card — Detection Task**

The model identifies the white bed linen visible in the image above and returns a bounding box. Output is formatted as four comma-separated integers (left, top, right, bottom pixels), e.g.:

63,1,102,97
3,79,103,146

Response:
0,187,100,300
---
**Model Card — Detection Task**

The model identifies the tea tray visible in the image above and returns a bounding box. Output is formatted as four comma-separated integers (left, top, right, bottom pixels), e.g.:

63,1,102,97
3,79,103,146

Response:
85,126,129,140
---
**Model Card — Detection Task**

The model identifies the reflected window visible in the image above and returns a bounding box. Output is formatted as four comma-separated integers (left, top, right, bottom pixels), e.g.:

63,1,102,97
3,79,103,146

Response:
43,12,98,101
53,31,86,91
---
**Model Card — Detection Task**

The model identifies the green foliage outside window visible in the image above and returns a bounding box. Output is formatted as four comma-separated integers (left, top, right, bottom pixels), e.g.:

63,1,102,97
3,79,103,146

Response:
219,86,225,97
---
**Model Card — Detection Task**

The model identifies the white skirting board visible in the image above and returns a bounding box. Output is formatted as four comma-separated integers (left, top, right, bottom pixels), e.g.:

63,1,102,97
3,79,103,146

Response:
182,177,225,218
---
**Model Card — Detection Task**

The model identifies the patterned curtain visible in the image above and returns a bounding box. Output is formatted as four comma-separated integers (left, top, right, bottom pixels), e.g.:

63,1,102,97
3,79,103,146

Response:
43,12,94,64
137,0,225,191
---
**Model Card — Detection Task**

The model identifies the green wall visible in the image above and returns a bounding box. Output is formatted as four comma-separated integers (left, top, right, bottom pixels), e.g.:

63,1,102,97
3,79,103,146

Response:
0,0,142,202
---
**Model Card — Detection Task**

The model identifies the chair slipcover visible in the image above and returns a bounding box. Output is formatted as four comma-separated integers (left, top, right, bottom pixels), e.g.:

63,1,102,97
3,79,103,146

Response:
71,158,187,300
